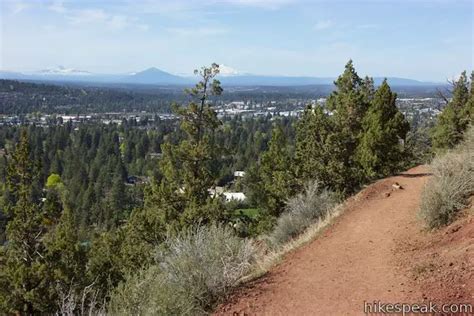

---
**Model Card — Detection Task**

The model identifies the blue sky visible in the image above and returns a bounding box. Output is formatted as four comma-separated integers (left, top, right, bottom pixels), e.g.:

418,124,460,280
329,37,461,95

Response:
1,0,473,81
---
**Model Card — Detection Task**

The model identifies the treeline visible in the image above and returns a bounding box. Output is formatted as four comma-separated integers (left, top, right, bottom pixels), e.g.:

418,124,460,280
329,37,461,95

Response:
0,78,445,116
0,115,292,238
0,79,320,115
0,80,178,114
1,62,469,314
0,122,167,238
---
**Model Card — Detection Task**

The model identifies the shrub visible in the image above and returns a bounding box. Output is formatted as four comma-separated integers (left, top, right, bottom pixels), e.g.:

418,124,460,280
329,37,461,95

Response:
268,181,337,247
108,224,255,315
419,128,474,228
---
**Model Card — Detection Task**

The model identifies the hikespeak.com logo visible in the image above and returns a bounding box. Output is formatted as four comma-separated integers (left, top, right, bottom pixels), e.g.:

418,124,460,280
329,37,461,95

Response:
364,300,473,315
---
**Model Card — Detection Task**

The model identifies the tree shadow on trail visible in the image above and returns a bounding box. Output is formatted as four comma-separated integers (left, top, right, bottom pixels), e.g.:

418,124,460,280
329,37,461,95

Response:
397,172,432,178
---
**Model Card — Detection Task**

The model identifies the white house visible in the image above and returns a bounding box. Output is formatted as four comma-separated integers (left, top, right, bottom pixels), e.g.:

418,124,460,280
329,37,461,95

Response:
233,171,246,178
223,192,247,202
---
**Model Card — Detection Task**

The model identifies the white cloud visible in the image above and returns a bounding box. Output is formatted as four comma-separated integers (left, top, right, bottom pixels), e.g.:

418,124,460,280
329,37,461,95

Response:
5,0,32,14
65,8,148,31
67,9,108,25
107,15,131,30
313,19,333,31
217,0,295,9
48,0,67,13
166,26,228,36
118,0,294,15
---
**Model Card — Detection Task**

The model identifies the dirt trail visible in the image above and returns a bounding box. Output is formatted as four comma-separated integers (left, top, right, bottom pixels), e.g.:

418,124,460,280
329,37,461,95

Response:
217,166,435,315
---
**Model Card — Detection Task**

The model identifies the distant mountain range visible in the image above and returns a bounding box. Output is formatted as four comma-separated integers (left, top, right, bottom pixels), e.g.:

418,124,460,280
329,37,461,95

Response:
0,66,442,87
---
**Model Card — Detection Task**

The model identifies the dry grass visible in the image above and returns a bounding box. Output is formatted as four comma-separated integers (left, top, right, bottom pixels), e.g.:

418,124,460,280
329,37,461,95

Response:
419,127,474,229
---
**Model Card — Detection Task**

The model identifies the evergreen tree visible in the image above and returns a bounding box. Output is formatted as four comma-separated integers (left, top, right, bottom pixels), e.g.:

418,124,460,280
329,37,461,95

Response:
294,105,333,187
356,80,410,179
160,64,224,224
461,71,474,126
43,206,87,312
162,64,222,202
432,71,470,151
0,130,50,313
123,64,225,257
86,229,126,305
361,76,375,104
257,125,296,216
324,60,371,192
327,60,369,127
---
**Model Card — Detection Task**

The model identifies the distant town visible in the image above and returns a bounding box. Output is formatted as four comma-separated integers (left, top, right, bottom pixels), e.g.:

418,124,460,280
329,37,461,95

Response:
0,96,445,127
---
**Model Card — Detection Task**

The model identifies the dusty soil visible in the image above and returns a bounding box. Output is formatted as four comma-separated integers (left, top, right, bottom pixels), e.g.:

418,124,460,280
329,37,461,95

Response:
397,201,474,305
215,166,474,315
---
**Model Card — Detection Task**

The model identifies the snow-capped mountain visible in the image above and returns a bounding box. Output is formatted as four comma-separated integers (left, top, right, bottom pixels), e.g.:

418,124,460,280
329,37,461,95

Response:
37,66,92,76
217,64,242,77
0,65,442,87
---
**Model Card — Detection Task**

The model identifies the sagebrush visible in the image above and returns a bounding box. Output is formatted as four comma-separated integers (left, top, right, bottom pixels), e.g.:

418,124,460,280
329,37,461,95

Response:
268,181,337,247
108,224,255,315
419,127,474,228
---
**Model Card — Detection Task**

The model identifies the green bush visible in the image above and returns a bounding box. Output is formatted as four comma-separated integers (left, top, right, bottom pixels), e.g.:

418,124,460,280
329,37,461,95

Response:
108,224,255,315
419,128,474,228
268,181,337,247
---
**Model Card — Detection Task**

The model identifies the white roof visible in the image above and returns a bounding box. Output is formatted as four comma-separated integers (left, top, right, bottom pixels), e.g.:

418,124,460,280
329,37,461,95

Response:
223,192,246,201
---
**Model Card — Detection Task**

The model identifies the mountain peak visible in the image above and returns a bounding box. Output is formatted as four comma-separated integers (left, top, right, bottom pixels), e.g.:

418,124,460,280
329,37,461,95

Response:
141,67,166,73
218,64,241,77
37,66,92,76
128,67,188,84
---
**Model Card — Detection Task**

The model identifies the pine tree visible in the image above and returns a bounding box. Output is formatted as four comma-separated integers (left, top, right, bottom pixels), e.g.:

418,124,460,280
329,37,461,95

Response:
0,130,50,313
124,64,225,253
432,71,470,151
155,63,224,228
257,125,296,216
163,64,222,201
357,80,410,179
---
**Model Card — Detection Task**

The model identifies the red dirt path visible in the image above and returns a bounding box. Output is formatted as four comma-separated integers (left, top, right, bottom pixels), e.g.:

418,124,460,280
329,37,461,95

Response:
215,165,474,315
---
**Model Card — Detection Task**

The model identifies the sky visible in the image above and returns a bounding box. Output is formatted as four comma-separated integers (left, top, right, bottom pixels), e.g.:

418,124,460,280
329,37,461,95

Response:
0,0,473,81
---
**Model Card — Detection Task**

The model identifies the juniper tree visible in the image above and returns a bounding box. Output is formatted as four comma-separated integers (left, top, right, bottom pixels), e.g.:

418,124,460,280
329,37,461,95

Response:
43,205,87,313
356,80,410,178
432,71,470,151
294,104,333,187
461,71,474,126
323,60,371,192
361,76,375,104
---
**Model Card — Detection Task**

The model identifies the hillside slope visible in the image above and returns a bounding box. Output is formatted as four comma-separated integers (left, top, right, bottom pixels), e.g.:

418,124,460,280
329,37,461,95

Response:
216,165,474,315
